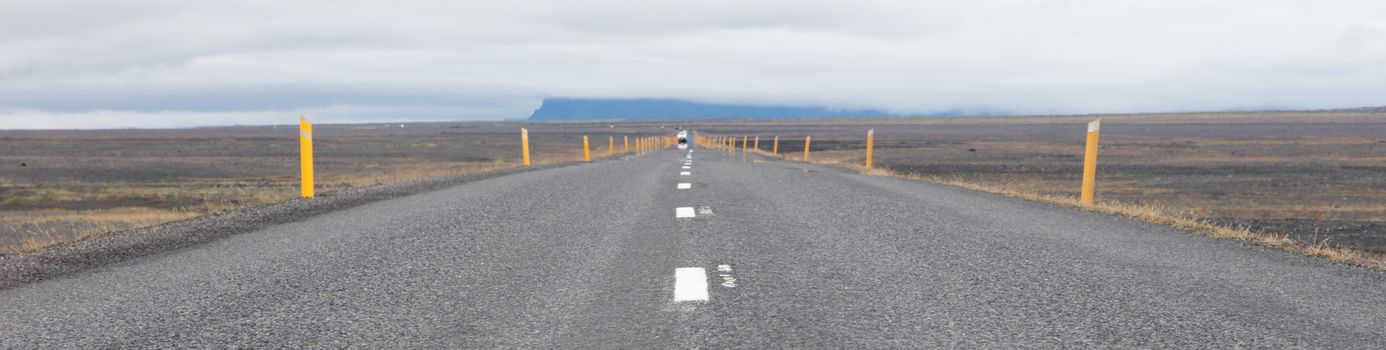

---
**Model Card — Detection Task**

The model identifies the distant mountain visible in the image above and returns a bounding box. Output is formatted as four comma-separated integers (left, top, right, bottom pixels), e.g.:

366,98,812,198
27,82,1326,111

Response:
527,98,892,121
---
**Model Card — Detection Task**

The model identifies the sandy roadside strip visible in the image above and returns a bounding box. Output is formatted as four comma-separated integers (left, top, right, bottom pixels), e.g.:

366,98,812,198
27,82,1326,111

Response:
0,162,577,289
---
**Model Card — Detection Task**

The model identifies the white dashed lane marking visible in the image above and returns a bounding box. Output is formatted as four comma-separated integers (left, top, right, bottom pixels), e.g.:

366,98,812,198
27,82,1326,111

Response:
674,268,709,302
676,207,696,218
678,183,692,189
681,171,691,176
682,166,690,169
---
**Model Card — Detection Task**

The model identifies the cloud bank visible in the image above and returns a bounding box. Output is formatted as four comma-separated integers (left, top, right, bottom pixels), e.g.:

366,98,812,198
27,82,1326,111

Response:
2,0,1385,128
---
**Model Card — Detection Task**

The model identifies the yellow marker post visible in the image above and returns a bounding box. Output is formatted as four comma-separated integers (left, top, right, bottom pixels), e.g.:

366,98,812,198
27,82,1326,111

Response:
583,135,591,162
1080,119,1101,206
740,135,748,161
624,136,630,153
754,136,759,152
803,136,812,162
299,115,314,198
773,136,779,155
608,136,614,159
865,129,875,171
521,128,531,167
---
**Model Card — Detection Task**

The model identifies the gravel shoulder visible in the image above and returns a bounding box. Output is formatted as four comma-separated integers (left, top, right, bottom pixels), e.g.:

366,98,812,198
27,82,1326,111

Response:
0,163,574,289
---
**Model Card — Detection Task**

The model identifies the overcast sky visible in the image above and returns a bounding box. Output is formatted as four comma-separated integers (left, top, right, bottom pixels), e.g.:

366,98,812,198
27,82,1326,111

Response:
2,0,1385,129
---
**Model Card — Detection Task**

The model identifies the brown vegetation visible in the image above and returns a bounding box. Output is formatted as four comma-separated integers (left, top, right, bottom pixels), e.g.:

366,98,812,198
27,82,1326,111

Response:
0,121,676,252
696,110,1386,268
862,166,1386,271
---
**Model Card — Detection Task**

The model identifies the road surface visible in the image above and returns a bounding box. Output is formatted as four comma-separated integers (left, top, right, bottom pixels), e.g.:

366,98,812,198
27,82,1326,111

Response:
2,148,1384,348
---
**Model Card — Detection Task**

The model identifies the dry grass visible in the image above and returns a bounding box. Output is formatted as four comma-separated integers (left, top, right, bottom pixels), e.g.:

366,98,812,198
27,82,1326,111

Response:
0,137,655,254
0,164,501,254
702,112,1386,251
819,160,1386,271
5,208,205,253
0,123,672,253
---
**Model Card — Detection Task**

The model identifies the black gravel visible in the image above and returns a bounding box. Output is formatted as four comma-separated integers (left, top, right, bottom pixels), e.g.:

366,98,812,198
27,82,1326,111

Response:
1212,217,1386,253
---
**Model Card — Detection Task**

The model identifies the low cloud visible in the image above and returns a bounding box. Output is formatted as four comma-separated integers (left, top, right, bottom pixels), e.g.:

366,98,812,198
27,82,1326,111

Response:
2,0,1385,128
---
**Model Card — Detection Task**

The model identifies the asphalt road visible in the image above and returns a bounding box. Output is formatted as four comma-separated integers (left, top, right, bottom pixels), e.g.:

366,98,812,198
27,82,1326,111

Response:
2,147,1385,348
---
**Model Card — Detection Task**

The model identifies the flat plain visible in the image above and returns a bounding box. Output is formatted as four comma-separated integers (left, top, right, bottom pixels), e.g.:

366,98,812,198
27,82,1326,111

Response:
0,122,674,252
689,111,1386,252
7,112,1386,256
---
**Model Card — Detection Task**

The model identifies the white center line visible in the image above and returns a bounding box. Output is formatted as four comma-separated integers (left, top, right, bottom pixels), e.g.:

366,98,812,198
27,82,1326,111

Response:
682,166,690,169
676,207,695,218
677,183,692,189
674,268,709,302
680,171,691,176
